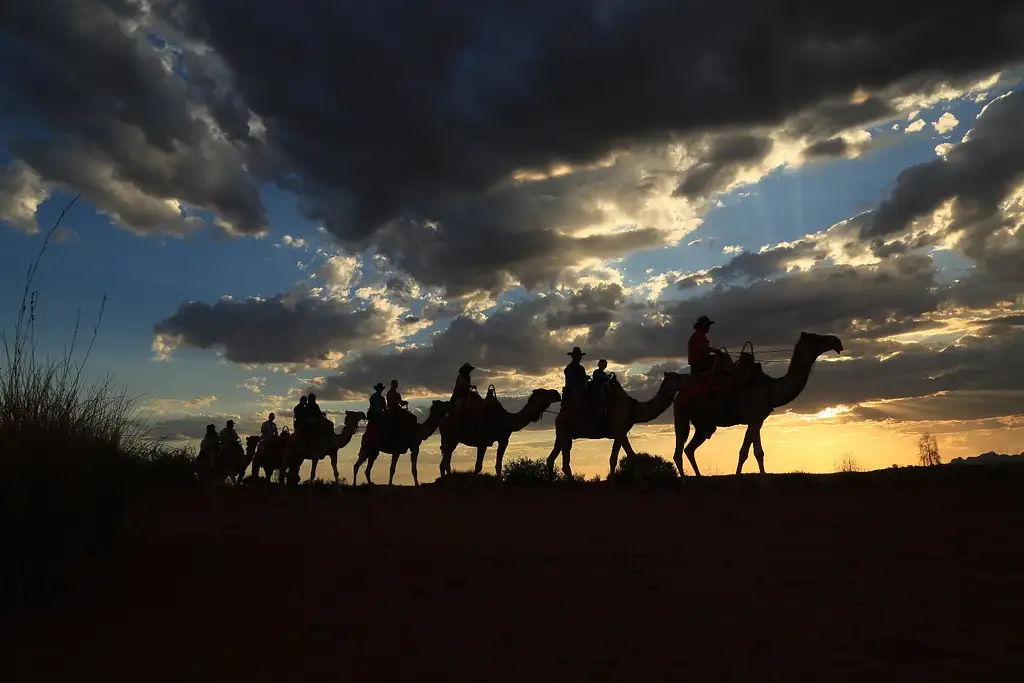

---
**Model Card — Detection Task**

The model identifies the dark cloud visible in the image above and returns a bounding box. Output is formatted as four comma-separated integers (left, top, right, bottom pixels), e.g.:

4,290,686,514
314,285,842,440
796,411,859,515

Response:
803,137,849,159
849,390,1024,424
153,293,400,365
785,96,897,141
676,239,831,289
168,0,1022,250
4,0,1024,294
0,0,266,236
673,134,774,198
148,413,259,440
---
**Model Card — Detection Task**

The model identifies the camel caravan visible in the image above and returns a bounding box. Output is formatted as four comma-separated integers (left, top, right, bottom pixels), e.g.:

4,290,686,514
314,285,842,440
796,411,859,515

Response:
195,315,843,487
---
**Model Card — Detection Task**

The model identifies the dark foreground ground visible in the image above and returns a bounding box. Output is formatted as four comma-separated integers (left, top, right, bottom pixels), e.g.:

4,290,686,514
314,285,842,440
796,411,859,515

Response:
5,468,1024,682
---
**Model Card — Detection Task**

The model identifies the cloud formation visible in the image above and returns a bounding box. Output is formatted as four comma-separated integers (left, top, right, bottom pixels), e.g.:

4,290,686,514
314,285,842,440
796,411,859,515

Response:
5,0,1024,431
3,0,1023,296
152,292,407,366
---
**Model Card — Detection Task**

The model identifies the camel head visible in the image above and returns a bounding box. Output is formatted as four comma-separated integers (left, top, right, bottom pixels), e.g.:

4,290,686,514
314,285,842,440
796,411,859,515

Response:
661,371,688,393
797,332,844,359
342,410,366,431
427,400,449,420
245,435,261,455
525,388,562,422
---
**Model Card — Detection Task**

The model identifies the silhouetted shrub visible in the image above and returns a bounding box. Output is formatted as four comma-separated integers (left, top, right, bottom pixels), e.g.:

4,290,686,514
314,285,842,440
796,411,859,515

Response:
610,452,680,487
501,457,552,485
1,197,196,612
300,477,348,494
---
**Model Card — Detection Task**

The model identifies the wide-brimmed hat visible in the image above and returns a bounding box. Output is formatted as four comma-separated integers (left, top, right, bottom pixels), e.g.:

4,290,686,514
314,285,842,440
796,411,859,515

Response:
459,362,475,373
226,419,235,426
567,346,586,357
373,382,385,390
694,315,715,329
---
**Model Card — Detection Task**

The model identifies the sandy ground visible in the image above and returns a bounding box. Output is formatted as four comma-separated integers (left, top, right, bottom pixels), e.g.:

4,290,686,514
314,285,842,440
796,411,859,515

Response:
5,473,1024,682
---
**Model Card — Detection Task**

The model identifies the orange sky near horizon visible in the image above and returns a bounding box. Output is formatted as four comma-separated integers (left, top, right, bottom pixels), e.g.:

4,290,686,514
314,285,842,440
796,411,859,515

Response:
182,410,1024,487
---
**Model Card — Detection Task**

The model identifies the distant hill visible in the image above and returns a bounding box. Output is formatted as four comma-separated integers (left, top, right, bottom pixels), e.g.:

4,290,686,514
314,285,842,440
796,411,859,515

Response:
948,451,1024,466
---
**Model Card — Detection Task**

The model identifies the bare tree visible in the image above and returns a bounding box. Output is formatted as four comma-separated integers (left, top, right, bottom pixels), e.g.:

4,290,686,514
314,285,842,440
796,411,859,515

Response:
836,451,861,473
918,432,941,466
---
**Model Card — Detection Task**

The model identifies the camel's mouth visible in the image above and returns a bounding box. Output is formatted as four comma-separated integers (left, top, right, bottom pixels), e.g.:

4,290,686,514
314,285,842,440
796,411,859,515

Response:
834,341,844,355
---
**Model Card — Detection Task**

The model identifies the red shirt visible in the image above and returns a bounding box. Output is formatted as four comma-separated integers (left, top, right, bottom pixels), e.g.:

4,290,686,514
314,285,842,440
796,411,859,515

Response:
688,330,710,365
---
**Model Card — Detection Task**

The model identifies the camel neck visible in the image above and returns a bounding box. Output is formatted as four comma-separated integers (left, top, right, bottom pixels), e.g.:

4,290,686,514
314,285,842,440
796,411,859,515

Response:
631,379,677,424
506,398,545,432
770,346,815,408
338,422,358,448
417,411,442,441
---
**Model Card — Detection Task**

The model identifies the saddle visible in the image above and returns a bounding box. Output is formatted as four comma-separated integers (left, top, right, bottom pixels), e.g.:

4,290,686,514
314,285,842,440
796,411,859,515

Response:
447,387,486,428
684,343,766,404
377,405,416,445
557,378,612,430
362,420,381,448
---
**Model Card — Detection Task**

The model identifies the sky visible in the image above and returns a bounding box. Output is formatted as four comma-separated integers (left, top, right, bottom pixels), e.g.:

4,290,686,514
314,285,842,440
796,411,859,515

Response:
2,0,1023,483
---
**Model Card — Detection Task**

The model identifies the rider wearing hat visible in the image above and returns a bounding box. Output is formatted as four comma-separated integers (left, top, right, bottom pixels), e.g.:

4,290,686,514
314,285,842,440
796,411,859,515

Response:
564,346,589,410
368,382,386,423
688,315,721,376
450,362,476,417
219,419,240,450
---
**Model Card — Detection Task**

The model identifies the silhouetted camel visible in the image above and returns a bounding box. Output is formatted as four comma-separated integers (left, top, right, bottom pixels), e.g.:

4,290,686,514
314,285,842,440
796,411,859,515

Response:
546,372,686,480
673,332,843,479
438,387,561,477
283,411,363,485
353,401,448,486
195,439,245,486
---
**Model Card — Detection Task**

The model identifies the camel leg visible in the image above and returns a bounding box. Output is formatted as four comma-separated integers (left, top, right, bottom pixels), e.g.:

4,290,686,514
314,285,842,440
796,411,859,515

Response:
619,434,647,487
561,440,574,479
410,446,420,487
388,453,399,486
310,457,319,482
608,440,622,479
619,434,639,458
439,446,452,477
736,426,755,475
365,453,376,484
545,442,560,481
353,453,366,486
684,429,712,476
673,415,691,476
331,453,340,483
751,422,767,474
494,439,508,477
474,446,487,476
